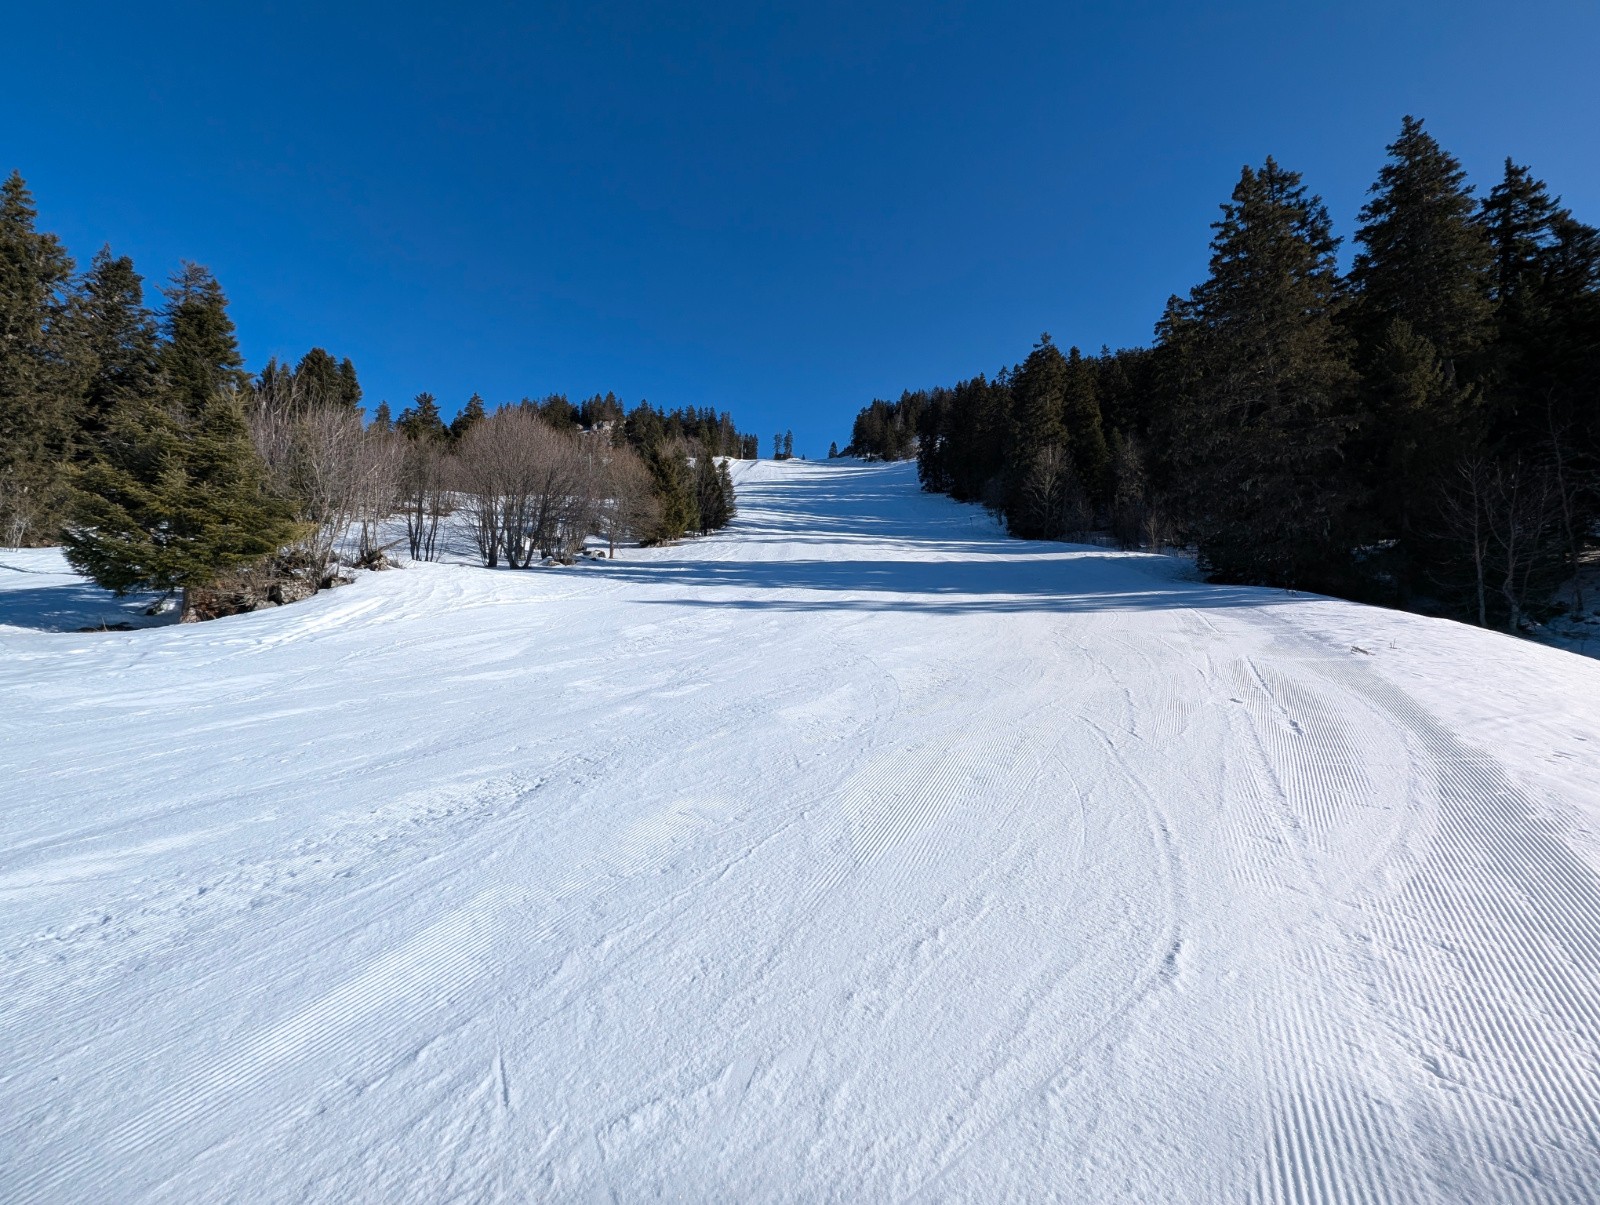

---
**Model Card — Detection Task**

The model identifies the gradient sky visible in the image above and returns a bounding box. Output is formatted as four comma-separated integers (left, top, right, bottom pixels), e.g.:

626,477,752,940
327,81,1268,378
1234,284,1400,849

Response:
5,1,1598,454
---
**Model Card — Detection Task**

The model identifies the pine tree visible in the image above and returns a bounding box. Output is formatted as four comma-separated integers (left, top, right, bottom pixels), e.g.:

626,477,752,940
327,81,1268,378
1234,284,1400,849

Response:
828,441,839,458
450,393,486,442
1166,158,1357,587
64,390,300,619
160,262,248,416
71,247,159,456
0,171,76,543
370,401,393,430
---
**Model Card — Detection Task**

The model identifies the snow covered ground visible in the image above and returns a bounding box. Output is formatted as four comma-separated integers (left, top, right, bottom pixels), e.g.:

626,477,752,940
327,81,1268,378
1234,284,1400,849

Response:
5,459,1600,1202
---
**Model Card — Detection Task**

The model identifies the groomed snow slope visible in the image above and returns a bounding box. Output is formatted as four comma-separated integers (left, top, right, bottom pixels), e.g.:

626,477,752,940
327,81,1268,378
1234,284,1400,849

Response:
6,460,1600,1202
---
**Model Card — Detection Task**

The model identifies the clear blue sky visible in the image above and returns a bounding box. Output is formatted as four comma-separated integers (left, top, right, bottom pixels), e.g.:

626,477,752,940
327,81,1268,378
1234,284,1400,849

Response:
5,1,1598,455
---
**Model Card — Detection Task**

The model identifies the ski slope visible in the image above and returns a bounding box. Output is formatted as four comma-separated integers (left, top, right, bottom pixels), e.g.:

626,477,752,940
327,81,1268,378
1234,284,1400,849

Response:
5,459,1600,1202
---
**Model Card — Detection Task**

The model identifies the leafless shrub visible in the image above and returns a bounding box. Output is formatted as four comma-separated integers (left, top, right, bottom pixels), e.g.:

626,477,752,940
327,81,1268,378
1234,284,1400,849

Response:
398,437,454,562
456,409,587,567
596,443,659,557
249,406,400,579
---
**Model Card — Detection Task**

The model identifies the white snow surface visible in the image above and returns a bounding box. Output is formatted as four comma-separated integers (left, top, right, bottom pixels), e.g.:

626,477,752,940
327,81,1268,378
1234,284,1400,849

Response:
6,459,1600,1202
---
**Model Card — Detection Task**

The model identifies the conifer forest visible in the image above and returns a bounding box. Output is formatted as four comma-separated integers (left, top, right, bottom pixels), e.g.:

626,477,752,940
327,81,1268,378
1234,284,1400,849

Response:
843,118,1600,634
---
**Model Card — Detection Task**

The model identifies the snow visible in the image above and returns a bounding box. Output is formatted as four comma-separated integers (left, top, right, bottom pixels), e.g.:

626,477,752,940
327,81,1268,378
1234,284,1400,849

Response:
5,459,1600,1201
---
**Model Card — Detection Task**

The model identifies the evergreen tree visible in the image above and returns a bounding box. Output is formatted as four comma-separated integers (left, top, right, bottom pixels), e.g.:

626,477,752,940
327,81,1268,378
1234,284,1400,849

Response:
783,430,794,459
1350,117,1493,369
370,401,393,431
71,247,159,459
1166,158,1357,587
337,357,361,409
160,262,248,415
396,391,446,441
292,347,347,408
1347,120,1495,564
646,443,698,540
829,441,839,458
1062,346,1110,505
694,447,728,531
450,392,486,442
0,170,76,542
64,390,300,619
716,457,736,521
1005,334,1069,536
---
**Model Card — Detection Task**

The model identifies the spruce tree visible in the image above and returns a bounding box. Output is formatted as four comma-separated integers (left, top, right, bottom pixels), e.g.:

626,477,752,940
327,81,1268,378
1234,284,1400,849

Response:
716,457,736,521
64,390,300,619
397,392,446,441
1350,117,1493,369
71,247,159,456
337,357,361,409
0,171,76,542
1005,334,1069,536
647,443,698,540
1348,119,1494,561
292,347,348,409
694,447,726,531
369,401,393,431
1062,346,1110,506
161,262,248,416
1166,158,1357,587
449,393,486,442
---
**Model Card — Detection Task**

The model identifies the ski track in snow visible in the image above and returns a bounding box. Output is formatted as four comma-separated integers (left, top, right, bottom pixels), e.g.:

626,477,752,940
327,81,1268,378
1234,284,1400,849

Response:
4,460,1600,1202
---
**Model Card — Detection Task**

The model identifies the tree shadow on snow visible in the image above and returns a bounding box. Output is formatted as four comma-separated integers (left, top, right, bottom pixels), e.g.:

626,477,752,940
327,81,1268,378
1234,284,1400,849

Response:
602,552,1310,616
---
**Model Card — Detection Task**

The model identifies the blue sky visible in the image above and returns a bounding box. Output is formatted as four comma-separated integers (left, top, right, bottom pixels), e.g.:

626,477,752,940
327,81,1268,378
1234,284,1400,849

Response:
5,1,1598,454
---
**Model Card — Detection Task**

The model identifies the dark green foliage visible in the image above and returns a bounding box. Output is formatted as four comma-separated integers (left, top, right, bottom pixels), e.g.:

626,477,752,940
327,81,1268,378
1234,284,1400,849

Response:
71,247,160,458
64,390,300,612
645,443,698,542
1350,117,1492,369
396,392,446,442
847,395,923,460
160,262,248,416
288,347,361,411
369,401,393,430
0,171,77,542
450,393,486,442
1062,346,1110,505
1166,158,1358,587
1005,335,1070,537
865,122,1599,633
693,446,736,532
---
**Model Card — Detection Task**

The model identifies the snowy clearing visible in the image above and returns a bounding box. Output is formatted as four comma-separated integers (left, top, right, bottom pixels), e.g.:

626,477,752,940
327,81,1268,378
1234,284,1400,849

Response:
5,459,1600,1202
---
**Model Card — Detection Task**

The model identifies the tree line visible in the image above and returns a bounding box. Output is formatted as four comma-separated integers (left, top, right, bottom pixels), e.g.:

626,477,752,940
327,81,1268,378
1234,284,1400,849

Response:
842,118,1600,633
0,170,752,620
